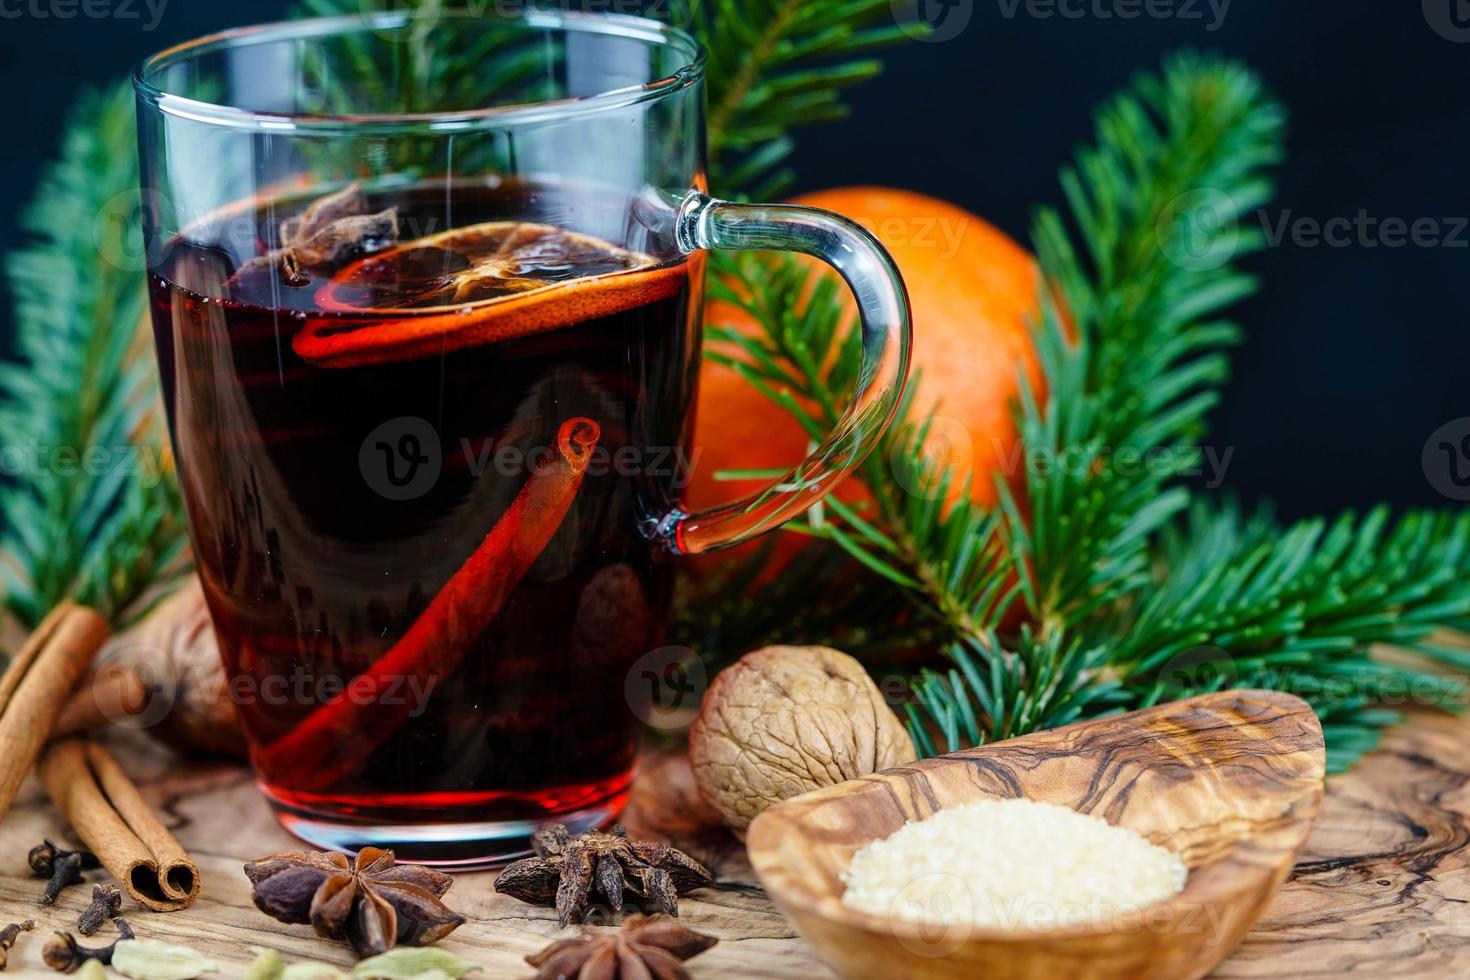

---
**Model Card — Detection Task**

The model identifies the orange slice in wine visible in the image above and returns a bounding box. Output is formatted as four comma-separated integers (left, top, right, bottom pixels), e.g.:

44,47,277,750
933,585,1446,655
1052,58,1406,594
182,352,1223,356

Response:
294,221,686,368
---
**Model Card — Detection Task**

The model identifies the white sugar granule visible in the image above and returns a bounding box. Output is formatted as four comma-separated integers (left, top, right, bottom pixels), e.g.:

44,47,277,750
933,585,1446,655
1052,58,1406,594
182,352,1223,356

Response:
840,798,1187,931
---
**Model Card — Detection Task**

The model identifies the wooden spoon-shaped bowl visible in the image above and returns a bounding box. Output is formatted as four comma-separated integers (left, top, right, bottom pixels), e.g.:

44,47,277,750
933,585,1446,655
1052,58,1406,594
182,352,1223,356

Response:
746,690,1325,980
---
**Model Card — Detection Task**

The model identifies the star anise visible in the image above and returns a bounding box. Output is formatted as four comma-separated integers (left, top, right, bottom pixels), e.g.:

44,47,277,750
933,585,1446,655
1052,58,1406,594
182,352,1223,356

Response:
524,914,717,980
244,847,464,958
495,824,713,927
227,182,397,290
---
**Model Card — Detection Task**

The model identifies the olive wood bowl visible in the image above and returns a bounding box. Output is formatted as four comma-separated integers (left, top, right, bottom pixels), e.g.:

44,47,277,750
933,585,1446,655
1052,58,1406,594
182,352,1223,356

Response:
746,690,1325,980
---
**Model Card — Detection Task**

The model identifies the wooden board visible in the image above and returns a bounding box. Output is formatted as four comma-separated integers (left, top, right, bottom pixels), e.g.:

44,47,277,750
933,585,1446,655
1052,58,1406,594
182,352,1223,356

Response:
0,710,1465,977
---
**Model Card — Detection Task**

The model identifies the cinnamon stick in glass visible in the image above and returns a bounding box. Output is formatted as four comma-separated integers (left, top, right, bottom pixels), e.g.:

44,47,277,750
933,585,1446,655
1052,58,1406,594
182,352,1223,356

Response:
258,415,601,790
39,738,200,911
0,601,109,822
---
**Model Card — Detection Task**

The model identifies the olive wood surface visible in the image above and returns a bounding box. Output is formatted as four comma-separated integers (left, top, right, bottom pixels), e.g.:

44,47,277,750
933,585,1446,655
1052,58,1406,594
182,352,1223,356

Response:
0,698,1464,976
747,690,1326,980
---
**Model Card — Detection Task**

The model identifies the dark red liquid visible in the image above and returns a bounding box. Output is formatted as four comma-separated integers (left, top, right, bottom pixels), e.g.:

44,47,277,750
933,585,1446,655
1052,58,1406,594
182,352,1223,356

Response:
148,182,699,856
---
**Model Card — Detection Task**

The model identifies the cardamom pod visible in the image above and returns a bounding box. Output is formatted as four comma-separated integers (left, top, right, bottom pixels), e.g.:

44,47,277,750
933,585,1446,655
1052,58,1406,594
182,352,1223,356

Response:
244,949,286,980
242,947,350,980
352,946,481,979
280,962,347,980
109,939,218,980
75,961,109,980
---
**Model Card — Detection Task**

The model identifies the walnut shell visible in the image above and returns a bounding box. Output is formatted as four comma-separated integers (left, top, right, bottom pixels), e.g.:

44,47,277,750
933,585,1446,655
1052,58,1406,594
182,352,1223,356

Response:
689,645,916,832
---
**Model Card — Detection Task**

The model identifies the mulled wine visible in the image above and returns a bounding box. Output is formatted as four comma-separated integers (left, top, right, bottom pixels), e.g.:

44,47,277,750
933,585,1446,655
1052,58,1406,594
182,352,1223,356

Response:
148,180,699,862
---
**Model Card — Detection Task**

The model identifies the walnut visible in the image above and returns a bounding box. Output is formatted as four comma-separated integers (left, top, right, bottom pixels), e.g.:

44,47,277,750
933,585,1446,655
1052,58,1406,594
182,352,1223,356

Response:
689,646,916,832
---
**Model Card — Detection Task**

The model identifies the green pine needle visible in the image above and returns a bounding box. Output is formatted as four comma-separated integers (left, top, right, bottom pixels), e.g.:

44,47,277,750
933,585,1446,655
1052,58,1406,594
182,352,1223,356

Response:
672,0,914,195
899,54,1470,770
1011,52,1284,630
0,84,188,631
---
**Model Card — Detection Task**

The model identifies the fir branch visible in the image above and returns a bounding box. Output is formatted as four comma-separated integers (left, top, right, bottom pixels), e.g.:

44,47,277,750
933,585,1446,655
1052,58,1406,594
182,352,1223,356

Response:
669,534,930,672
1009,52,1284,630
898,54,1470,768
701,249,1015,641
906,629,1130,757
294,0,560,174
1119,502,1470,770
909,501,1470,768
0,85,188,631
1117,504,1470,670
673,0,913,195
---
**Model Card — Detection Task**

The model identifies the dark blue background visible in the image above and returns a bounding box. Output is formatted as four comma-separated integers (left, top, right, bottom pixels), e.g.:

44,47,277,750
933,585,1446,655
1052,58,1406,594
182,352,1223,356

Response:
2,1,1466,518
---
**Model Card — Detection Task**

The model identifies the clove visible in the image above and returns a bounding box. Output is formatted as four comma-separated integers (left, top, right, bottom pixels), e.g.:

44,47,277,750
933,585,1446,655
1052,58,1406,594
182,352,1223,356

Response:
41,919,132,974
42,932,109,972
76,885,121,937
0,920,35,970
29,841,99,907
28,841,101,877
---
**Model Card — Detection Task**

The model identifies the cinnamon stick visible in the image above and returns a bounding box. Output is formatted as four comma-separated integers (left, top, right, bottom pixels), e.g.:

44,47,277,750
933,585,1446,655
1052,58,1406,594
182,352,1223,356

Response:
259,416,601,790
0,601,109,822
39,738,200,911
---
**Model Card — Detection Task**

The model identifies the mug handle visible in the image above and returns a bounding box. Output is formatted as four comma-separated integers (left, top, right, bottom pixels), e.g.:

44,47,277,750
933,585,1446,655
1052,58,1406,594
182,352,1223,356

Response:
655,191,913,555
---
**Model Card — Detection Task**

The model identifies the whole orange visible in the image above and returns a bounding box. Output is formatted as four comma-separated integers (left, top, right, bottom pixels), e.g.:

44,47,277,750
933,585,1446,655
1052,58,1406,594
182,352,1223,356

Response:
685,187,1043,563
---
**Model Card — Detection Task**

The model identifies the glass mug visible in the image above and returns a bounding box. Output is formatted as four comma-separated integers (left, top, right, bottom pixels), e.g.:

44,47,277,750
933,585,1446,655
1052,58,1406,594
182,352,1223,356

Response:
135,9,910,864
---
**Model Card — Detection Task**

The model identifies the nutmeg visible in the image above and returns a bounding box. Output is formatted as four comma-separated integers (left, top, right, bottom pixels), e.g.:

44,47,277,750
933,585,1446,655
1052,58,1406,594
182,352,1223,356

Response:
689,645,916,832
54,577,245,758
